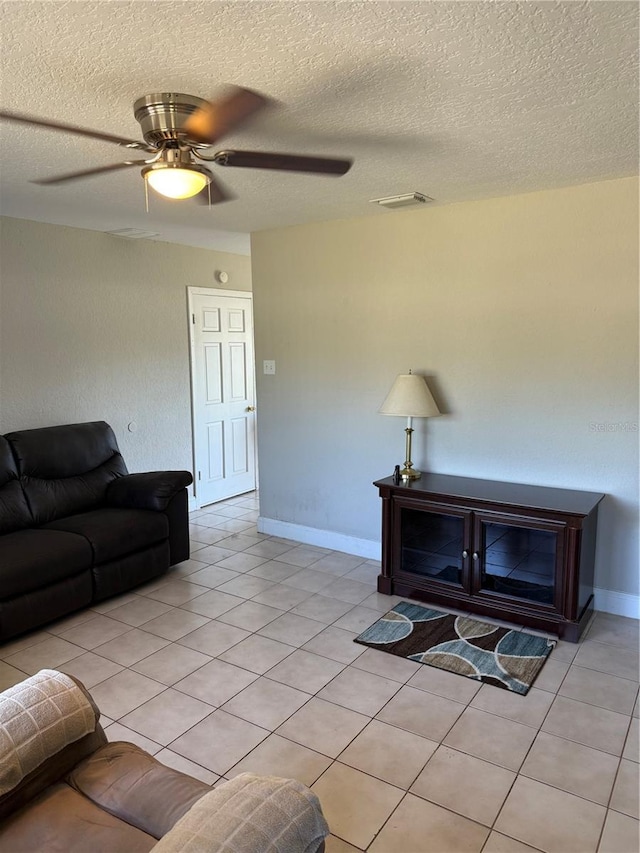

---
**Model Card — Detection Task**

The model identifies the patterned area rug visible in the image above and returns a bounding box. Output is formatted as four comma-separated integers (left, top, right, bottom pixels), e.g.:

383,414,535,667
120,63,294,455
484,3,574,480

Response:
355,601,555,695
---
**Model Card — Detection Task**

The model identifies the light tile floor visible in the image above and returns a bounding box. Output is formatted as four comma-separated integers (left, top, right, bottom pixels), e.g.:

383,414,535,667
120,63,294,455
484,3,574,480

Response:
1,491,638,853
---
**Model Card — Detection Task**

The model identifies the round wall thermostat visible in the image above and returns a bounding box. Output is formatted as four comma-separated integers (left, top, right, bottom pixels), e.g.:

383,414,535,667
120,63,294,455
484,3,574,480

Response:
215,270,229,284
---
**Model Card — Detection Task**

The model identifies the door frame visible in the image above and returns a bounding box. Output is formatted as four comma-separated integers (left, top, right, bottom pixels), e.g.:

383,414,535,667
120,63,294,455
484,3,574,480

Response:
187,286,258,509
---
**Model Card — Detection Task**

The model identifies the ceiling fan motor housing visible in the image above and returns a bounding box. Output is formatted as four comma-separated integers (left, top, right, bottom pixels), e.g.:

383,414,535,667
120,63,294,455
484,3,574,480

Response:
141,147,212,183
133,93,208,147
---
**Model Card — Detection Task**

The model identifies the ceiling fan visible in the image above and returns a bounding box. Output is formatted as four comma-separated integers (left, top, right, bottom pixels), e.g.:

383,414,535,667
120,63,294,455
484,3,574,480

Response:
0,87,353,204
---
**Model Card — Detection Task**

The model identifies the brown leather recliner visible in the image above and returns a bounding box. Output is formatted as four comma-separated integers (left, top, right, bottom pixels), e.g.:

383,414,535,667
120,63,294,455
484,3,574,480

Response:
0,670,329,852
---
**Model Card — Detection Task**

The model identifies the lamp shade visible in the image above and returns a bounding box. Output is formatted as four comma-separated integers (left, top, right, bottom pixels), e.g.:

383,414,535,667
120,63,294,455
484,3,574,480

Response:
145,166,209,199
379,373,440,418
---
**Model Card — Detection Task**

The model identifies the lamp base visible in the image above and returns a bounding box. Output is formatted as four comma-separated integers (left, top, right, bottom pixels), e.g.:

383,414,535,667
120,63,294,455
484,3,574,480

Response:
401,466,421,480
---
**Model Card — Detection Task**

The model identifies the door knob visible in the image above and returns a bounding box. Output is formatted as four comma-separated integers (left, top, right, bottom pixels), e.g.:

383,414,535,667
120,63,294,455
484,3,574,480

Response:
246,406,256,412
462,550,469,559
472,551,480,561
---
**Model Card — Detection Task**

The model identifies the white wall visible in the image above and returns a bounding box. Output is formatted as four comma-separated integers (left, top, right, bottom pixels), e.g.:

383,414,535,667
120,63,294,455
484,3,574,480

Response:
251,177,639,609
0,217,251,473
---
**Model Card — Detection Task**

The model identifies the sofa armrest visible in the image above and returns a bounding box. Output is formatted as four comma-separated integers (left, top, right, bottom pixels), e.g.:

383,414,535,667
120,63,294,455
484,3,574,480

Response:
106,471,193,512
0,671,105,823
152,773,329,853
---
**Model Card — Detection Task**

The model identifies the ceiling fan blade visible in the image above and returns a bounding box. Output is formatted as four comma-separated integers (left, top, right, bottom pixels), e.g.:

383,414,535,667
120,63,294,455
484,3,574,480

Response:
183,86,270,145
213,149,352,176
0,110,152,150
32,159,150,185
194,176,235,205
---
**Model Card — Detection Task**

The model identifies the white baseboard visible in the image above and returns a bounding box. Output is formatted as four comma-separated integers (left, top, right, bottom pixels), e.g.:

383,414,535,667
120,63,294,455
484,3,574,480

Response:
594,588,640,619
258,516,639,619
257,517,381,561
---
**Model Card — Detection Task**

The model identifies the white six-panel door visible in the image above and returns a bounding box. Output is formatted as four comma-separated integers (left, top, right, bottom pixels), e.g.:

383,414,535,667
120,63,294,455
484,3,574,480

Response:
189,288,256,506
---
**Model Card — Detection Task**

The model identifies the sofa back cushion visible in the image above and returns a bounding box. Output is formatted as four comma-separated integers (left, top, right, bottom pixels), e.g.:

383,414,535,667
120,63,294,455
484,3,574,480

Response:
5,422,128,525
0,436,33,534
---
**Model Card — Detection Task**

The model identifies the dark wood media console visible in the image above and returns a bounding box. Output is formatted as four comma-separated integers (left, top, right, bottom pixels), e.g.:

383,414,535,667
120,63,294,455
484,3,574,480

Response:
374,473,604,642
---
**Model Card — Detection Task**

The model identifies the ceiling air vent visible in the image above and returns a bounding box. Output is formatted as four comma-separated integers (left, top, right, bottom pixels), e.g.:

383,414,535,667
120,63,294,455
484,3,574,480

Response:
369,192,433,210
107,228,160,239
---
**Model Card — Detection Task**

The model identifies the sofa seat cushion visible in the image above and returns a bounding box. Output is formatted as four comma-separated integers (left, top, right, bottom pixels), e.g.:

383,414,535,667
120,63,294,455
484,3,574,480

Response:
44,508,169,564
67,741,209,839
0,530,92,599
0,782,156,853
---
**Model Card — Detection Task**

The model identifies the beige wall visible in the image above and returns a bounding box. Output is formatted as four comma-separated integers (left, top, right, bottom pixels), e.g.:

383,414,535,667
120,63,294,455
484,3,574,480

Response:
251,177,639,601
0,217,251,473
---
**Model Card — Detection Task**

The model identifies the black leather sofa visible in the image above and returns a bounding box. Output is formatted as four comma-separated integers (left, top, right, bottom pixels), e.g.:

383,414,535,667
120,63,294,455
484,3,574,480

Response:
0,421,193,642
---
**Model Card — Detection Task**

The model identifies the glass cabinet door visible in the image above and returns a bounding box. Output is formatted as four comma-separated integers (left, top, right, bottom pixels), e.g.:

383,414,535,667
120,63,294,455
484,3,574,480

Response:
476,519,559,607
398,506,467,588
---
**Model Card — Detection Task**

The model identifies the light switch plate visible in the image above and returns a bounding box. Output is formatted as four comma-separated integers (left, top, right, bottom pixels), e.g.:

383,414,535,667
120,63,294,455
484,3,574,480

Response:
263,360,276,375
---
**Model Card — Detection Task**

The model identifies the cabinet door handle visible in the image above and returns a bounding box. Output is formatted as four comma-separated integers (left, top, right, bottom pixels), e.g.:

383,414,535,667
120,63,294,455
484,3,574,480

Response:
472,551,480,561
462,550,469,559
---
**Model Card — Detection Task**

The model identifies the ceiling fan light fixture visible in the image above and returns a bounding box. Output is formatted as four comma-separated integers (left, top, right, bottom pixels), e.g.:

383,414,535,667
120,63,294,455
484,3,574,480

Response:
142,162,210,199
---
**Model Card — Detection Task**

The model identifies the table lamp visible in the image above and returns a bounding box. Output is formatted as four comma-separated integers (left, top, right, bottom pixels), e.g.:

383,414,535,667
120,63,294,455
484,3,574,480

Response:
379,370,440,480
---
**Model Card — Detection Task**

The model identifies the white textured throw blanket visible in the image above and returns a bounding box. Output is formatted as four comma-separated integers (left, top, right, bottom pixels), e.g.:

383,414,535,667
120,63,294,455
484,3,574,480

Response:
0,669,96,797
154,773,329,853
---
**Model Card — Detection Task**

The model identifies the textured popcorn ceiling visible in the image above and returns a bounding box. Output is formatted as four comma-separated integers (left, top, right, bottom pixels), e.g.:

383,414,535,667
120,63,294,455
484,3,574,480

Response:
0,1,637,253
